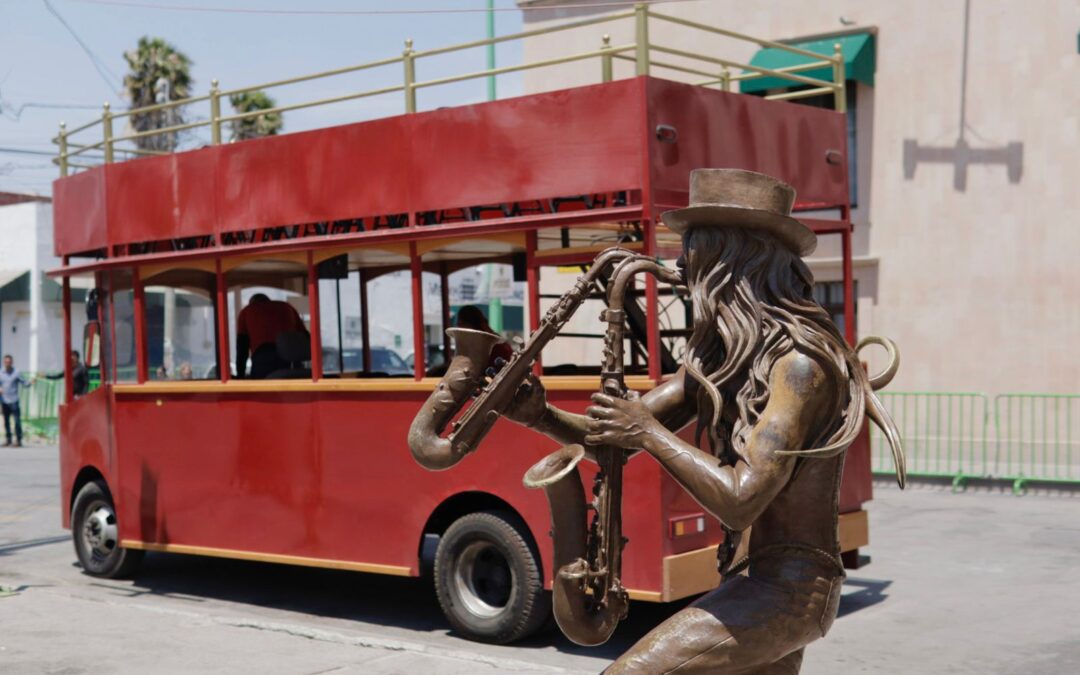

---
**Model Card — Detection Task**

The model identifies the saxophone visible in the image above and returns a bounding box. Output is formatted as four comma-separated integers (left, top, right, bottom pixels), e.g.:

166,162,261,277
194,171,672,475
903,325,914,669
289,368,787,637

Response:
408,247,636,471
524,254,683,646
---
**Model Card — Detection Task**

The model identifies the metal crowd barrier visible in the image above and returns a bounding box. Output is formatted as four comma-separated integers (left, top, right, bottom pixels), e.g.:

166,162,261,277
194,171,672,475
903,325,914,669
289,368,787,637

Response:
870,392,1080,493
17,377,62,441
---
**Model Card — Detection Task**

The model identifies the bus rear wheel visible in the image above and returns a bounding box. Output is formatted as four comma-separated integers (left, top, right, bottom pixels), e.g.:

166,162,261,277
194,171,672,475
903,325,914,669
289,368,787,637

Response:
434,510,550,644
71,480,143,579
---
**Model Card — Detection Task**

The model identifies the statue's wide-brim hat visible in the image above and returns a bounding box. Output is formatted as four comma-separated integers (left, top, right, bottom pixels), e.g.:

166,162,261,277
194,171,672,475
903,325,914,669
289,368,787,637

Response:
661,169,817,256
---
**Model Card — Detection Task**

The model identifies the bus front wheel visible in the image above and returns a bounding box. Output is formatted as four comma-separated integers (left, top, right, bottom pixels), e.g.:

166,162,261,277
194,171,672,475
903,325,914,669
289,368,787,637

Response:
71,480,143,579
434,510,550,644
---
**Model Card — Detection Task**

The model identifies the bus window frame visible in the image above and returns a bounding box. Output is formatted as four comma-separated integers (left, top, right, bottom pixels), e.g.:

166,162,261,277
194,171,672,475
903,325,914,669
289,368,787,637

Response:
139,266,222,383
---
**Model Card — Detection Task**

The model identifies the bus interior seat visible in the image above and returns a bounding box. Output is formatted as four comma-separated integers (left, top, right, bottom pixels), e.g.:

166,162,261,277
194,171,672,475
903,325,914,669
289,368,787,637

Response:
267,331,312,379
543,363,580,376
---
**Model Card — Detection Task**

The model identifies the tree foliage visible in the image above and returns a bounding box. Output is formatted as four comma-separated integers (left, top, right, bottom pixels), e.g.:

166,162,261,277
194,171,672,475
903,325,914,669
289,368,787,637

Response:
122,36,193,152
229,90,283,142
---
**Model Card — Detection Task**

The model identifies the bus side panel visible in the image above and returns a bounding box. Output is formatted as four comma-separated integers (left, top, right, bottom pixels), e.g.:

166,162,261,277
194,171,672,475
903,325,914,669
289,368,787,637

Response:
58,387,113,528
109,388,668,595
644,77,849,210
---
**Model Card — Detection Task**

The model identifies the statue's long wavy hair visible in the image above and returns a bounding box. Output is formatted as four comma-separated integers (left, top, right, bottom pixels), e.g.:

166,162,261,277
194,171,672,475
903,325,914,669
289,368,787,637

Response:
682,227,905,485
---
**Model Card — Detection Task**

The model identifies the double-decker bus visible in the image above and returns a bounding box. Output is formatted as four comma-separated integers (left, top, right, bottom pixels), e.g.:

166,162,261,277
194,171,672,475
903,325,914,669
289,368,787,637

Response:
49,8,871,644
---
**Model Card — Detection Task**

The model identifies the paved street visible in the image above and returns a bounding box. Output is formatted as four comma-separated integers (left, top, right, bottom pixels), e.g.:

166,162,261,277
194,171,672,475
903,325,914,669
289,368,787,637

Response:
2,445,1080,674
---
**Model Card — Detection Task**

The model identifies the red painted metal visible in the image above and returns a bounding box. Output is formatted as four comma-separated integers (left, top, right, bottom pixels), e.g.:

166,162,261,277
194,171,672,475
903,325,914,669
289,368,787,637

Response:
62,258,73,404
645,78,848,213
306,252,323,381
840,207,856,346
53,75,868,604
58,387,112,528
409,242,425,380
215,260,230,383
132,268,148,384
525,230,542,378
48,205,645,279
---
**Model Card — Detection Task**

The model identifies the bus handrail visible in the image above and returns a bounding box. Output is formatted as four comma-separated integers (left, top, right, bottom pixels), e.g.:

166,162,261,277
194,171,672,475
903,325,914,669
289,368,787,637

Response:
52,3,847,177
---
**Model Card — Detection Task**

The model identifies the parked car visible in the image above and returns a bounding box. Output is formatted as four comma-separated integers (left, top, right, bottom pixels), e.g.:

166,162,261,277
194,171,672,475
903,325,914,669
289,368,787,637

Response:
323,346,411,376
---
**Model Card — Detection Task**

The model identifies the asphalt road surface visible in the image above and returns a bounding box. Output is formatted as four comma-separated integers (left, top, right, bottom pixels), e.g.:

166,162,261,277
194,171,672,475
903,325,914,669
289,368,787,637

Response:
2,444,1079,674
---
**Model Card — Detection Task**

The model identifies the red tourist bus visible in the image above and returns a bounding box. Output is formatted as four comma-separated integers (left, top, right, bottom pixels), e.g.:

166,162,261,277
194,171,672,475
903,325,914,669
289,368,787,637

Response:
49,11,871,644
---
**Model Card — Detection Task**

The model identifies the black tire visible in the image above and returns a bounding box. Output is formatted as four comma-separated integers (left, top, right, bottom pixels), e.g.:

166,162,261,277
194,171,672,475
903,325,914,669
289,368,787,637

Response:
71,480,143,579
434,510,550,644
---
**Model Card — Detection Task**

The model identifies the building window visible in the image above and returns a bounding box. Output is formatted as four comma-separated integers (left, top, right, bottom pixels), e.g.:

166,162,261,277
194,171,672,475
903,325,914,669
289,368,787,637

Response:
813,280,857,338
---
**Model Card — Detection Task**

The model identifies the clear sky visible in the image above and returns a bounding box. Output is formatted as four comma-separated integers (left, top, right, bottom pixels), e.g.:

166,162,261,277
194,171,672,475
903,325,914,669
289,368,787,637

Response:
0,0,528,195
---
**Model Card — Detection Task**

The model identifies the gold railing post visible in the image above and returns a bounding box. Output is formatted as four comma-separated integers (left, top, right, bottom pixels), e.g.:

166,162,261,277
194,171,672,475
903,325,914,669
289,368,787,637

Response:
601,34,613,82
634,3,650,76
832,42,846,113
210,79,222,145
403,39,417,113
720,67,731,92
57,122,69,177
102,102,114,164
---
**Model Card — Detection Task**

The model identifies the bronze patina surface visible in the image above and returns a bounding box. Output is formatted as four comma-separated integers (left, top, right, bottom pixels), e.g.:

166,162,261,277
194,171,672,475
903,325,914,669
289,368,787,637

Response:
503,169,906,673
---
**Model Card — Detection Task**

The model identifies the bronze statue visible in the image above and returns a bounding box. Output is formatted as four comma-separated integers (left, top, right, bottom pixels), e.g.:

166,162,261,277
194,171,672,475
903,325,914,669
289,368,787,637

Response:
512,169,904,672
410,168,905,672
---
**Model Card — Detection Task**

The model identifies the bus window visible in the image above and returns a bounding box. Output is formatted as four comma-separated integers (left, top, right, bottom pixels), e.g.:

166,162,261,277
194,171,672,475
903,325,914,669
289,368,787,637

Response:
445,263,523,370
318,270,363,376
225,258,310,380
103,270,137,383
142,269,218,381
364,270,415,377
535,259,687,377
538,263,610,376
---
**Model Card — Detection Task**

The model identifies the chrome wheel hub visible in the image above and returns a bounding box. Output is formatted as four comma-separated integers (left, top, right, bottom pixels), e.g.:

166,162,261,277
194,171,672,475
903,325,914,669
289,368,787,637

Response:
454,540,513,618
82,504,118,560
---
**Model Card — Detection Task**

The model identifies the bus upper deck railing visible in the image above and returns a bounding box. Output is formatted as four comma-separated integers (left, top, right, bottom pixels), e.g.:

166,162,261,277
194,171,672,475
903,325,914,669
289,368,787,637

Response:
51,3,845,177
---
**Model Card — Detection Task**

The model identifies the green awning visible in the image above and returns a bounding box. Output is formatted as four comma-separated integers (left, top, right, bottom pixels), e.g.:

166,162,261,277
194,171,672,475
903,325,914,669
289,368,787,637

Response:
740,32,875,94
0,271,87,303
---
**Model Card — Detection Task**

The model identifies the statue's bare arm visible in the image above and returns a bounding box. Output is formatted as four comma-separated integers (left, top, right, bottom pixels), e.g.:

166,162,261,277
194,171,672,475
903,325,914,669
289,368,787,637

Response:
584,352,835,531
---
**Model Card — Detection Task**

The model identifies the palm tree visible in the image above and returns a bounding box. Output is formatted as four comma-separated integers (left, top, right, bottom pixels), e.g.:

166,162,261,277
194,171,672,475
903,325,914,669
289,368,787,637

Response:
229,90,283,141
122,37,193,152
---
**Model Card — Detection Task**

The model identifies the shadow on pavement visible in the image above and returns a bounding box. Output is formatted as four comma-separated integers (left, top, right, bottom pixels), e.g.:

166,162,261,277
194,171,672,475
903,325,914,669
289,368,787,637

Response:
837,577,891,618
106,552,689,658
94,552,889,659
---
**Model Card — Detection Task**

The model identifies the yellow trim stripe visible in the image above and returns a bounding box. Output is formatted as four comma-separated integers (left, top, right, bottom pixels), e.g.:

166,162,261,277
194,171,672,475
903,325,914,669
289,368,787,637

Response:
626,588,663,602
111,374,657,396
121,540,414,577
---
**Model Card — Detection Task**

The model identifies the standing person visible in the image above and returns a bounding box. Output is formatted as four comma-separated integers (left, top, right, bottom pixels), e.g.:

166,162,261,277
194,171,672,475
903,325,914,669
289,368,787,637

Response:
44,351,89,398
502,170,905,672
236,293,307,379
0,354,32,447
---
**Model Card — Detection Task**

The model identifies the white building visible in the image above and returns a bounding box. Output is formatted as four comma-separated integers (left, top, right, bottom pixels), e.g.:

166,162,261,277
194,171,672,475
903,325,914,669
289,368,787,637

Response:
0,193,66,375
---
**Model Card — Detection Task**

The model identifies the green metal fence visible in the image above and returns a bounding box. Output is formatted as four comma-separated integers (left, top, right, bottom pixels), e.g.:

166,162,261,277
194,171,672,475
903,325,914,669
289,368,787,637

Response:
994,394,1080,492
871,392,1080,492
17,378,62,441
869,392,991,488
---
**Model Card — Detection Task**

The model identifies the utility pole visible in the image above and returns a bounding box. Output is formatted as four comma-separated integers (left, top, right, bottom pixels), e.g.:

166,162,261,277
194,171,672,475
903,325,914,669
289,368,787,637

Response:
485,0,503,332
486,0,496,102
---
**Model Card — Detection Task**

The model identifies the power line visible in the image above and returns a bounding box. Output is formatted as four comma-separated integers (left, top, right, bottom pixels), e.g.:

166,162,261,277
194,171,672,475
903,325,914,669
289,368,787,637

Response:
42,0,124,98
0,147,57,157
64,0,690,16
0,96,104,122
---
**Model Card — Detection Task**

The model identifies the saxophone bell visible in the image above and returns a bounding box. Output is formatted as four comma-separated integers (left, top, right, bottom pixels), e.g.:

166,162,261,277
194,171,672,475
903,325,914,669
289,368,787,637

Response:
407,327,501,471
523,443,585,489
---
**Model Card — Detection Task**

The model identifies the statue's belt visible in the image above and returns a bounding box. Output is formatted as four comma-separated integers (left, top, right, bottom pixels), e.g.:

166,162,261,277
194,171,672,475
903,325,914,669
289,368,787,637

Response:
721,541,846,580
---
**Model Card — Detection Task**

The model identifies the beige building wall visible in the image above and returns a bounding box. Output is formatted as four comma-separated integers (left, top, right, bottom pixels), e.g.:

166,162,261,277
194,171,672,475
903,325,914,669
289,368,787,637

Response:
519,0,1080,395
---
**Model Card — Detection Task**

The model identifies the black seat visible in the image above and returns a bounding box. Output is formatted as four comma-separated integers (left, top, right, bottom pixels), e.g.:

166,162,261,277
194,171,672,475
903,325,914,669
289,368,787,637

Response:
266,331,312,379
